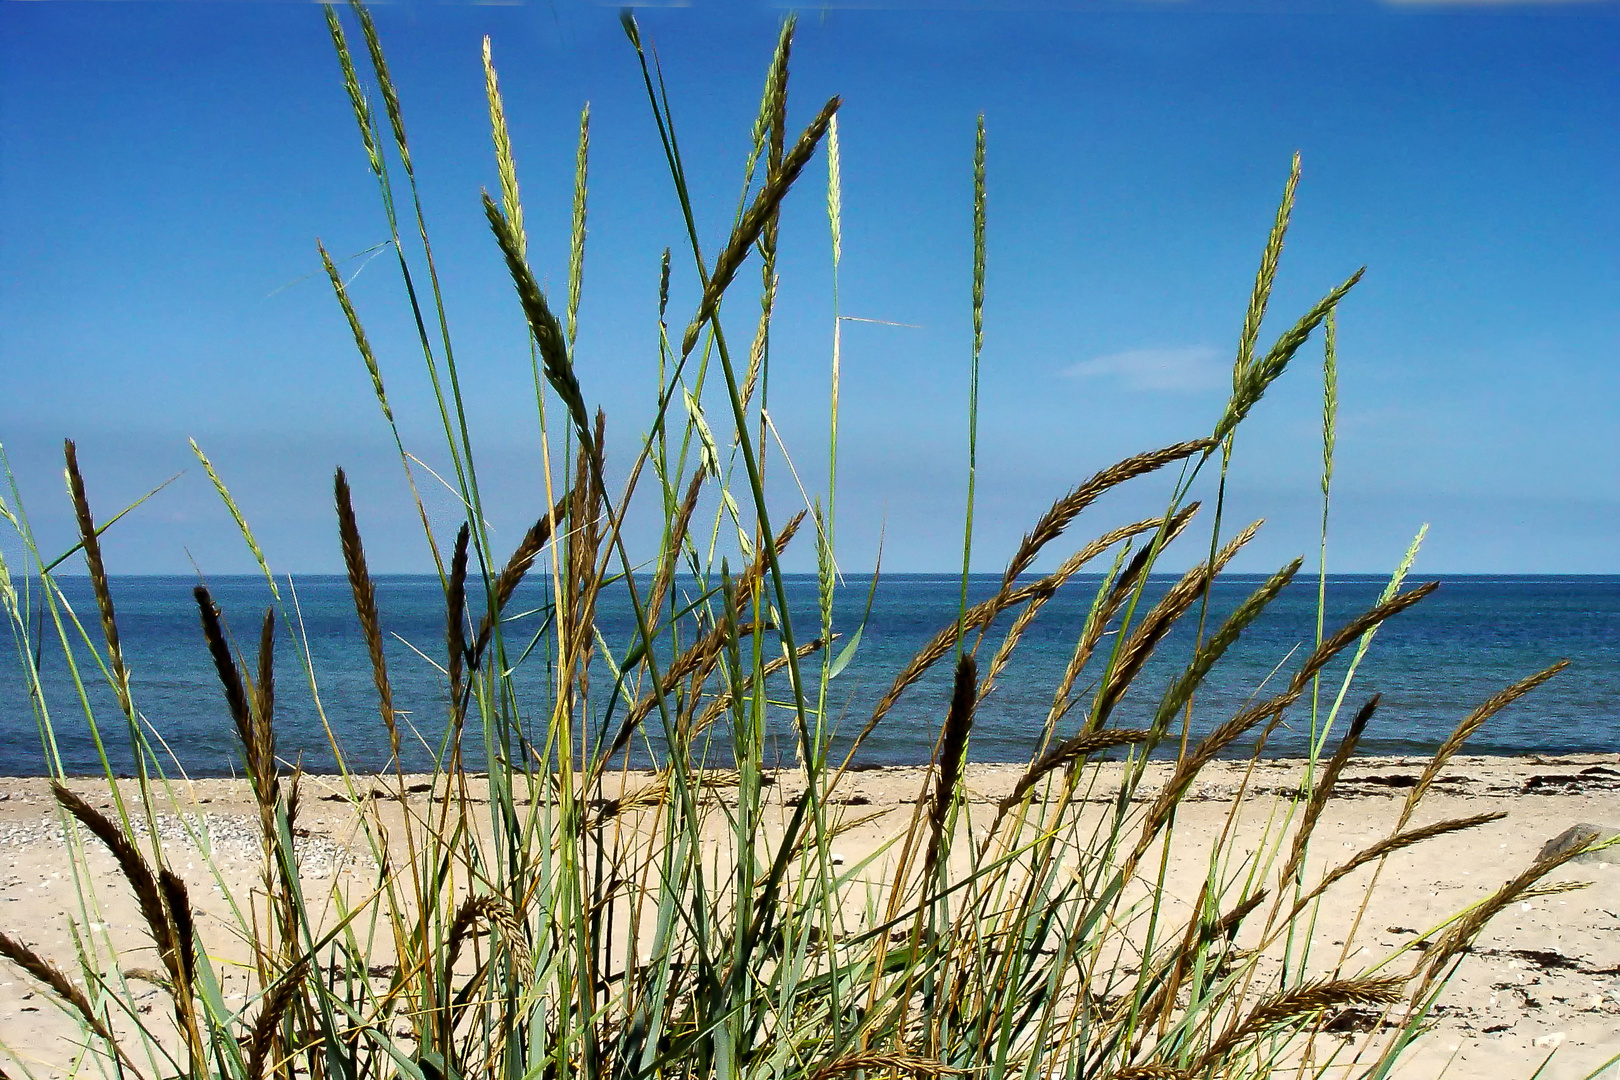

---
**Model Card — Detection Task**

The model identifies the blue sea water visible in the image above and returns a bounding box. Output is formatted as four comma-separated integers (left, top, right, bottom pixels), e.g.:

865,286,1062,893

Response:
2,574,1615,776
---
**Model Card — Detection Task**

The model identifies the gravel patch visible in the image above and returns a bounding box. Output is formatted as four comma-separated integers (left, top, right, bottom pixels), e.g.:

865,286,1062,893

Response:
0,813,366,878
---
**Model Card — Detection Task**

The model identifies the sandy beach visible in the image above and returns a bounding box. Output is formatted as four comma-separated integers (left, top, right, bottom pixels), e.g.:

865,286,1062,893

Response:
3,754,1617,1080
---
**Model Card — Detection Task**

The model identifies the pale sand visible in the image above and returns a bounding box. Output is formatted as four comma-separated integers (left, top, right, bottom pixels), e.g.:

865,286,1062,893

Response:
2,755,1617,1079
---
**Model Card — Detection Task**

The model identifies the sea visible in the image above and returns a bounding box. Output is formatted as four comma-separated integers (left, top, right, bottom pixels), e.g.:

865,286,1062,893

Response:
2,574,1616,777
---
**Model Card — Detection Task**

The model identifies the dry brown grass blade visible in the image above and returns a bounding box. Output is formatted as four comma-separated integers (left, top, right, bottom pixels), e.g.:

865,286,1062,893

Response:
1000,438,1213,590
716,508,807,616
1144,558,1302,752
444,894,533,984
334,467,396,756
1091,520,1261,729
1418,827,1604,990
248,607,283,882
689,635,827,739
1191,975,1405,1073
587,408,607,546
978,585,1051,698
1121,879,1271,1039
254,607,277,783
586,775,672,828
246,962,307,1080
1106,1067,1189,1080
565,413,608,694
274,770,301,979
1044,506,1201,732
285,770,301,832
924,655,978,875
851,512,1187,775
0,932,145,1078
51,784,173,976
159,868,197,987
781,803,891,869
1154,583,1428,858
992,728,1154,829
647,470,705,623
1218,579,1436,767
1302,582,1438,690
610,620,773,756
471,487,573,664
51,784,205,1070
681,94,842,357
446,521,470,709
443,895,485,977
1399,659,1569,828
63,439,131,716
122,967,171,990
1519,879,1592,902
565,436,594,698
1291,812,1506,922
195,586,257,778
1278,694,1379,888
1123,583,1439,880
605,510,803,760
1215,889,1269,940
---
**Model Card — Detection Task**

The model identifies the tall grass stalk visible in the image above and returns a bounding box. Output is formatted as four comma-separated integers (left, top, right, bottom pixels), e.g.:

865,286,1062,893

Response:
1,12,1588,1080
957,116,987,660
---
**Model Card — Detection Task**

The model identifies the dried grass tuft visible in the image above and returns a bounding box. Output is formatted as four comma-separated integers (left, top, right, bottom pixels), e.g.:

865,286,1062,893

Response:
195,587,255,765
63,440,130,716
1000,438,1213,590
471,488,572,665
1401,659,1569,825
159,868,197,986
445,894,533,983
447,521,470,709
925,655,978,875
334,467,397,758
1293,811,1507,921
0,932,139,1076
1278,693,1379,887
1418,826,1602,989
51,784,171,974
1092,519,1263,730
246,963,307,1080
1192,974,1405,1072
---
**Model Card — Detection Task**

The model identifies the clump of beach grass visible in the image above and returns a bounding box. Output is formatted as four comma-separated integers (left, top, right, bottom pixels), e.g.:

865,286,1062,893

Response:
0,6,1597,1080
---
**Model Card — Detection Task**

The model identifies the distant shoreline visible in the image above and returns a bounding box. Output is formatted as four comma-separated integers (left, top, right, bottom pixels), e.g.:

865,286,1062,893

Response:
9,750,1617,784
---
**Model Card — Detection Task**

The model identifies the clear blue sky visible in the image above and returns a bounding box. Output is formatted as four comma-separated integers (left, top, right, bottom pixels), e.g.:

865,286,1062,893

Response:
1,0,1615,577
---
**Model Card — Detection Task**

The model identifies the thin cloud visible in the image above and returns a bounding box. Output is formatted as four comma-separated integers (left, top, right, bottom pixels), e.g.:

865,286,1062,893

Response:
1064,346,1226,393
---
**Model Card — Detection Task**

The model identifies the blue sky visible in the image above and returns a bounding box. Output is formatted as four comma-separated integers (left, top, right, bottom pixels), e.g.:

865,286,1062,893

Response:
1,0,1615,577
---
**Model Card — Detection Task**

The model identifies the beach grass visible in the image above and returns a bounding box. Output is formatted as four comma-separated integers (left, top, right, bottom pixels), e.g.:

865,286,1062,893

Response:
0,6,1602,1080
